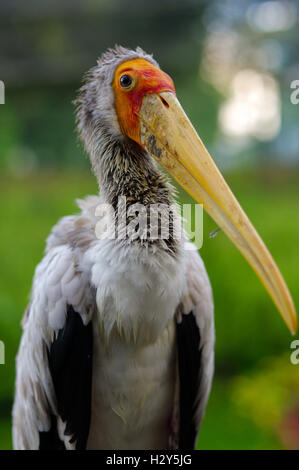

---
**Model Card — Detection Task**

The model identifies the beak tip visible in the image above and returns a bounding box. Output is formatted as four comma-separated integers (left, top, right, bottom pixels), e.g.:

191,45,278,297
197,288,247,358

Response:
291,322,297,336
288,309,297,335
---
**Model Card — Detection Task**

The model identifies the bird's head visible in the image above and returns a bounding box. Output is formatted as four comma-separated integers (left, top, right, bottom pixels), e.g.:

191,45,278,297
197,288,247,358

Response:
75,46,163,151
76,46,297,334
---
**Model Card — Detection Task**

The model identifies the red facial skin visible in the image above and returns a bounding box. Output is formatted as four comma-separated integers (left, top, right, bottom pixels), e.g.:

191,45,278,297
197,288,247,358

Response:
113,58,176,145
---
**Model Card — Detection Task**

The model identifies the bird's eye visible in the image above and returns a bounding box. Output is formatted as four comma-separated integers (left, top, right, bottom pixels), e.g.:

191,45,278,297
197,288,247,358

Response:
120,74,134,89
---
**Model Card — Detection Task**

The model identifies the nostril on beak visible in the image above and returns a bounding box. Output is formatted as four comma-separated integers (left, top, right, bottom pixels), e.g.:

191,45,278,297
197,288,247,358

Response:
159,96,169,109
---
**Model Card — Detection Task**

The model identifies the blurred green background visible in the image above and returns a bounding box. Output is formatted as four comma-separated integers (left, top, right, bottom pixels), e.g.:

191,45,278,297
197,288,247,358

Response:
1,0,299,450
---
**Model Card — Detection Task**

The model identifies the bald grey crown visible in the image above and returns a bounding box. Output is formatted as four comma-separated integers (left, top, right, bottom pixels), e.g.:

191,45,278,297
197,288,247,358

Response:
75,46,159,155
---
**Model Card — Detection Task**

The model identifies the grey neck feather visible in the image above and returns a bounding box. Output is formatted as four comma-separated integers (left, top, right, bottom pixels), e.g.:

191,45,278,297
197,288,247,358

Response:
89,126,180,254
90,125,174,209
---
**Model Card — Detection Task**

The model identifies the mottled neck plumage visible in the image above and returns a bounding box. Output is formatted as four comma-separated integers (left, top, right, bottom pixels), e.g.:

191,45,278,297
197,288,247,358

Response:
94,131,174,208
91,129,180,254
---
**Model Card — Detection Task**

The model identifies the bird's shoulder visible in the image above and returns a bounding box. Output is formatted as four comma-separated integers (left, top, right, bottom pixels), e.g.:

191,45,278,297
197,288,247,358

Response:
22,195,101,331
45,195,100,253
180,243,214,320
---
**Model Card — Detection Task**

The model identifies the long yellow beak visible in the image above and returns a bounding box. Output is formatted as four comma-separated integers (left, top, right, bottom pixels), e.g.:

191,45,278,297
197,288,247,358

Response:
139,91,297,334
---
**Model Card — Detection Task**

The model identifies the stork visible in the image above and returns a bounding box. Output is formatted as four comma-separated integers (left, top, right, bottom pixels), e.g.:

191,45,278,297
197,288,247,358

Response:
13,46,297,450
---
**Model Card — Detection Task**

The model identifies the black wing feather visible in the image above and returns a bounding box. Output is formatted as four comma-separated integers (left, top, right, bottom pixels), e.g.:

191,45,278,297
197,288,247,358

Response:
176,310,201,450
39,305,93,450
39,415,65,450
